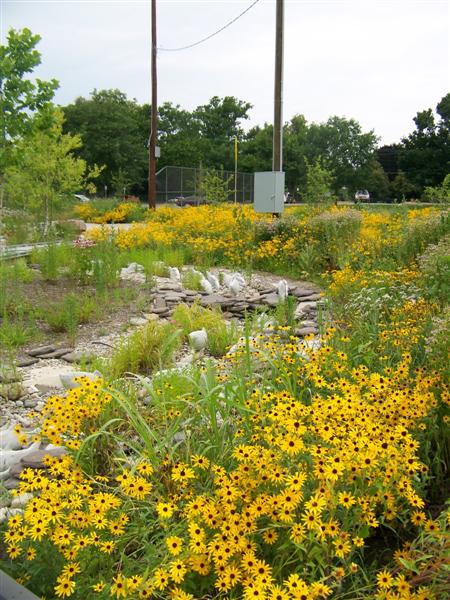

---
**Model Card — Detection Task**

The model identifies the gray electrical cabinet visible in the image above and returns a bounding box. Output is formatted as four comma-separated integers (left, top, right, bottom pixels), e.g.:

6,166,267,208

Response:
254,171,285,214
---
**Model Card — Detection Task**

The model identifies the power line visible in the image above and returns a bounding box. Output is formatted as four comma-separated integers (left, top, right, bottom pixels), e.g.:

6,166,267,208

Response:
157,0,261,52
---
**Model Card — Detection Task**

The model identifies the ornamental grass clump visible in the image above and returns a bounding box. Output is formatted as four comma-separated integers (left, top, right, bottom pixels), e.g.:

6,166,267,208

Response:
108,320,182,378
172,302,241,357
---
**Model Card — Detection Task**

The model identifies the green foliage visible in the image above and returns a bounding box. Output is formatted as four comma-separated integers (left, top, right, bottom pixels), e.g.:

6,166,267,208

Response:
422,173,450,203
63,89,150,197
181,270,203,290
108,320,182,378
417,234,450,304
44,292,98,339
198,167,233,203
4,109,102,229
303,156,335,203
0,28,58,164
0,311,39,349
30,240,73,281
399,93,450,193
0,259,35,284
207,319,240,357
171,302,241,356
390,170,417,201
308,208,362,270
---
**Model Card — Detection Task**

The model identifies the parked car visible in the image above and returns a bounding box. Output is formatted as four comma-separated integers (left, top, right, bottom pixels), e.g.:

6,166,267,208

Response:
74,193,90,203
173,195,206,207
354,190,370,202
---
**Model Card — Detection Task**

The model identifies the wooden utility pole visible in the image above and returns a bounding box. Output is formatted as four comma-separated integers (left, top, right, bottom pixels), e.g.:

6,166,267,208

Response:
273,0,284,172
148,0,157,209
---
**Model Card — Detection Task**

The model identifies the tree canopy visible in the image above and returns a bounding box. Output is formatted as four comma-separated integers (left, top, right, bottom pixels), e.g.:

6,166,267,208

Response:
49,77,448,201
399,93,450,192
0,27,58,172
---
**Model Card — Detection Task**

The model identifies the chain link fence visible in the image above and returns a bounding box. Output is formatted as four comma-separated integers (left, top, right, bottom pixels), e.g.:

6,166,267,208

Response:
156,166,254,204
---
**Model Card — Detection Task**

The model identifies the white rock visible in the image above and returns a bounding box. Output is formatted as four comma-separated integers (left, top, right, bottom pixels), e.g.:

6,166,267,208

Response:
228,276,243,296
119,262,146,284
274,279,289,301
0,441,40,471
11,493,33,509
0,468,10,480
25,364,77,392
130,317,148,327
222,273,233,287
25,384,40,395
169,267,181,282
295,301,318,318
59,370,103,390
233,272,246,287
206,272,220,292
200,278,213,294
0,507,23,524
188,328,208,351
0,426,22,451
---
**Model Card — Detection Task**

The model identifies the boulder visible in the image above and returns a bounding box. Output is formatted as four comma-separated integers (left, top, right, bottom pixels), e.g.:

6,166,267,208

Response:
129,317,148,327
61,350,97,364
59,370,103,390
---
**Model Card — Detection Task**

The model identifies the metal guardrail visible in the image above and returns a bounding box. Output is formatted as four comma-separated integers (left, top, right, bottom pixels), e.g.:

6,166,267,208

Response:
0,242,55,261
0,570,40,599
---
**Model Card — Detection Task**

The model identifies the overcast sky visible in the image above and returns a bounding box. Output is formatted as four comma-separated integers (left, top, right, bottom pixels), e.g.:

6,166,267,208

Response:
2,0,449,145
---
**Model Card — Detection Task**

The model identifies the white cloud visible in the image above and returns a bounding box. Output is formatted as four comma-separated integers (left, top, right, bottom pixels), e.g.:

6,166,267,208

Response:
2,0,449,144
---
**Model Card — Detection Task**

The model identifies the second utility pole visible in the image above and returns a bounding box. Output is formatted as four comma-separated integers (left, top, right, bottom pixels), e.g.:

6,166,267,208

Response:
273,0,284,172
148,0,157,209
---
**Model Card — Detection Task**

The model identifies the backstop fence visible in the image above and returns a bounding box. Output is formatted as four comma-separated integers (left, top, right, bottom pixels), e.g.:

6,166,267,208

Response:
155,166,254,204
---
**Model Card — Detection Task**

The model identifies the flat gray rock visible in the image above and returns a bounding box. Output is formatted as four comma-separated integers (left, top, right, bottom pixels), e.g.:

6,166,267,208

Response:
200,294,230,307
292,287,318,298
300,319,317,327
164,293,187,302
261,293,280,307
295,326,318,336
153,296,167,310
296,293,322,302
151,307,170,315
16,357,39,368
11,492,34,508
9,462,25,479
28,344,56,357
20,447,67,468
38,347,74,359
159,282,182,292
3,478,20,490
